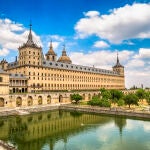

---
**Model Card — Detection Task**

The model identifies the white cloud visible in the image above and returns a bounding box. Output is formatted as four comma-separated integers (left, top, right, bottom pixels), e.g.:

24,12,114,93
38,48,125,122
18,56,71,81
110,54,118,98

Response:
0,18,42,57
84,11,100,17
49,35,65,42
75,3,150,43
134,48,150,59
0,48,9,56
126,59,145,68
47,41,60,49
94,41,109,48
70,50,132,68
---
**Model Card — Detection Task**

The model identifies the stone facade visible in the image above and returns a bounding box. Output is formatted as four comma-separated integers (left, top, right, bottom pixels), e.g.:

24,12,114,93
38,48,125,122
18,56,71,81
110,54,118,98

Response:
0,25,125,108
0,69,9,95
2,91,98,108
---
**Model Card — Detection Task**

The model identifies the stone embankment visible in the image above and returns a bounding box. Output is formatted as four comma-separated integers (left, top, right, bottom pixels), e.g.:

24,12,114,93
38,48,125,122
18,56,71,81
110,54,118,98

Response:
0,140,16,150
60,105,150,119
0,104,59,117
0,104,150,119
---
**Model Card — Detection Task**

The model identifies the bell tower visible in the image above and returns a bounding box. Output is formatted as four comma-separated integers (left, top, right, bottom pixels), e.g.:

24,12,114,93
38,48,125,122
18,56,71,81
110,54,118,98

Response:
45,40,57,61
113,53,124,76
18,24,43,66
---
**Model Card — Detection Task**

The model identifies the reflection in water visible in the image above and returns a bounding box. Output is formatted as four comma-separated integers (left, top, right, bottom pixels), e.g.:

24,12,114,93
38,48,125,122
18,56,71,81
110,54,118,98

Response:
114,116,127,136
0,110,111,150
0,111,149,150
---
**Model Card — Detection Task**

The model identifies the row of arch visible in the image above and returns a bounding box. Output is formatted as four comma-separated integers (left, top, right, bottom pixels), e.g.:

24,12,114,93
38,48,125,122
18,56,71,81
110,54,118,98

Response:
15,95,54,107
0,93,95,107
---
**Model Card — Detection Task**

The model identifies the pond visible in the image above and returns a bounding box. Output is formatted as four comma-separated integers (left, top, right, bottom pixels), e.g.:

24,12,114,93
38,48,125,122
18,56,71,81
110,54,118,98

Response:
0,110,150,150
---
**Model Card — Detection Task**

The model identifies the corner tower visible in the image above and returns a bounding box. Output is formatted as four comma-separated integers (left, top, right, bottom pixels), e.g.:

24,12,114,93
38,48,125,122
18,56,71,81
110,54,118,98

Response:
113,53,124,76
18,24,43,66
45,40,57,61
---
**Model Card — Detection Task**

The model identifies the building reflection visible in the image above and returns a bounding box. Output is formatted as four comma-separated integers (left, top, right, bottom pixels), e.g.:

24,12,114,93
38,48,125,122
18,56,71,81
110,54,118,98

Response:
0,111,113,150
114,116,127,136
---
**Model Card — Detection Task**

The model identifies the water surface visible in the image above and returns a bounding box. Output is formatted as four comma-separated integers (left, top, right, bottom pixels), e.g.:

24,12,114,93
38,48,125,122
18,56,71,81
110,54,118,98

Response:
0,110,150,150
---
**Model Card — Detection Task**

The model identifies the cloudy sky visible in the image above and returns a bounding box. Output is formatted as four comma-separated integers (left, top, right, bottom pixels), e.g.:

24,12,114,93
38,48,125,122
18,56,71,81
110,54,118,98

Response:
0,0,150,88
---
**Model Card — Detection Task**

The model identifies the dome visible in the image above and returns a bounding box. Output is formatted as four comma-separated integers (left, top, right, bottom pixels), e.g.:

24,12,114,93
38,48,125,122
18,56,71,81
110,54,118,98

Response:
57,55,72,64
46,49,56,56
57,46,72,64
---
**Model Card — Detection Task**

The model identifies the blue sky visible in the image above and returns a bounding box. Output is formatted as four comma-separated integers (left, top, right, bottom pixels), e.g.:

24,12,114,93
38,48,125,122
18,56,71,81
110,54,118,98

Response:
0,0,150,88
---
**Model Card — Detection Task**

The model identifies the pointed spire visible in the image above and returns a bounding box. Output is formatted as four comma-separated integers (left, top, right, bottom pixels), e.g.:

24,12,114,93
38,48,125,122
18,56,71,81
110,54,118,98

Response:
15,56,17,62
117,52,119,64
26,23,34,45
19,21,41,49
62,44,67,56
50,39,53,49
113,52,123,68
46,40,56,56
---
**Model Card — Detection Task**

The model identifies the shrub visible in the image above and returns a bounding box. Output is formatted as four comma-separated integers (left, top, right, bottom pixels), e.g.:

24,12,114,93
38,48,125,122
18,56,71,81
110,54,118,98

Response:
88,96,111,107
117,99,125,106
87,96,101,106
100,98,111,107
71,93,82,104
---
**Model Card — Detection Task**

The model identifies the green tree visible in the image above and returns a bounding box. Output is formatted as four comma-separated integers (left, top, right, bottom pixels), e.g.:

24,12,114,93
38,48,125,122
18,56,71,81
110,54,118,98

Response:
87,96,101,106
71,93,82,104
145,91,150,105
135,89,145,100
110,89,124,104
88,96,111,107
117,99,125,106
124,93,139,108
100,88,106,93
100,98,111,107
102,90,112,99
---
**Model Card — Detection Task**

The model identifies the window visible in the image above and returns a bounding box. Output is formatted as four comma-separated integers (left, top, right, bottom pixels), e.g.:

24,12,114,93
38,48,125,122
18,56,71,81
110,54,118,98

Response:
0,77,3,82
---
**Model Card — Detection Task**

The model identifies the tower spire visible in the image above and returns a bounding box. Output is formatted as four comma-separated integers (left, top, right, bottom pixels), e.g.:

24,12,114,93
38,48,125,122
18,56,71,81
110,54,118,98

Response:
26,22,34,46
113,52,123,67
117,52,119,64
62,44,67,56
50,39,53,49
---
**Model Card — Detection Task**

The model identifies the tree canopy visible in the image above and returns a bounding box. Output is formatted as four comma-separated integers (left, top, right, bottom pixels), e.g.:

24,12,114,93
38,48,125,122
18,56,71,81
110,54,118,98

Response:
87,96,111,107
135,89,146,100
71,93,82,104
110,89,124,104
124,93,139,108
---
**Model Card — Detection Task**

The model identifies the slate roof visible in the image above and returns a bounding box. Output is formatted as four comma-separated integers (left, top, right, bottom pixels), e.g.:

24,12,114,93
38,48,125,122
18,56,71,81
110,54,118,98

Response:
0,68,8,74
9,73,28,79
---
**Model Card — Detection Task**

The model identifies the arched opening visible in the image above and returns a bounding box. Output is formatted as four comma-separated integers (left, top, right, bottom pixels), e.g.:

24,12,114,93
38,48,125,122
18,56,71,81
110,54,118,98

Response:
82,94,85,100
0,98,4,107
22,88,25,93
13,88,15,93
47,95,51,104
16,88,19,93
27,96,33,106
59,95,63,103
70,94,72,101
88,94,91,100
16,97,22,107
52,55,55,61
38,96,42,105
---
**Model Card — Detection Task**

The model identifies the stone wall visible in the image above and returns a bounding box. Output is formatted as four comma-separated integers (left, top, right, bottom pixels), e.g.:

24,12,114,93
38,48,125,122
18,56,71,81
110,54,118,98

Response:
0,91,99,108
